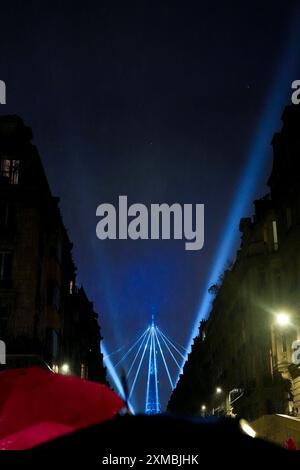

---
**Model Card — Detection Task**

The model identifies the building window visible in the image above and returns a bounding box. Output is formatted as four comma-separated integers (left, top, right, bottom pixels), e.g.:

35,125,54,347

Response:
0,252,12,282
272,220,279,251
0,159,20,185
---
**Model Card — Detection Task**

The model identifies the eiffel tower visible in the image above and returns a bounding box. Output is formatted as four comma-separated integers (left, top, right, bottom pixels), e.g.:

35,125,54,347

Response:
105,313,187,414
145,314,161,414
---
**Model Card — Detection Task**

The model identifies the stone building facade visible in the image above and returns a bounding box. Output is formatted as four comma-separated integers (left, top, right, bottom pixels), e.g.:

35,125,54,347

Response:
168,105,300,420
0,114,106,382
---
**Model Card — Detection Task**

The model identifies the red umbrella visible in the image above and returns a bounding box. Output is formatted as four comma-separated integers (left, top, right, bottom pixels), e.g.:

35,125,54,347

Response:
0,367,124,450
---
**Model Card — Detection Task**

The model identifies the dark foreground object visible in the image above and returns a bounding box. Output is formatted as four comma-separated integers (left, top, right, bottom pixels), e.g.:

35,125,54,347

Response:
0,414,297,465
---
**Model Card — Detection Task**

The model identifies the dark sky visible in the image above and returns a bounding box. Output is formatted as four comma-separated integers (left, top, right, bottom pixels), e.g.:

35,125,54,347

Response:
1,1,299,411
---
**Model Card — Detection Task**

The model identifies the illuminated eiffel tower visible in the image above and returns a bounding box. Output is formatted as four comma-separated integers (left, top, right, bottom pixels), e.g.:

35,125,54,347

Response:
106,313,187,414
145,314,160,414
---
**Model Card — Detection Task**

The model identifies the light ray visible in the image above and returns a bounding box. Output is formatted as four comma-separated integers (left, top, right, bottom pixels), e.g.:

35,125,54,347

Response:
158,328,186,360
127,328,149,378
113,328,148,368
102,343,135,414
157,329,180,369
154,327,174,388
129,329,151,399
181,11,300,383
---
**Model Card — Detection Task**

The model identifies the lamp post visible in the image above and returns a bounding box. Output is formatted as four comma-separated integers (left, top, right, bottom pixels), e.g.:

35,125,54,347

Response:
227,388,244,417
271,310,298,415
212,386,244,417
212,387,223,415
272,311,292,374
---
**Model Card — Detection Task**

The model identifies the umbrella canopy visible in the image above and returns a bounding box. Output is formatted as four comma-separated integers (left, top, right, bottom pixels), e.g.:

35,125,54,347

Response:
0,367,124,450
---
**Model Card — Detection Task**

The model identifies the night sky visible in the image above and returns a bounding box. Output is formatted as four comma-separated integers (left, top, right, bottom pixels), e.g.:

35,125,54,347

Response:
1,1,300,411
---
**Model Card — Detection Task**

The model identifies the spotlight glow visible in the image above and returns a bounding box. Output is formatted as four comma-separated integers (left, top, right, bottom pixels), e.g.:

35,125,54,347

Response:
179,12,300,383
276,312,290,327
60,363,70,374
104,321,184,413
102,343,135,414
240,419,257,438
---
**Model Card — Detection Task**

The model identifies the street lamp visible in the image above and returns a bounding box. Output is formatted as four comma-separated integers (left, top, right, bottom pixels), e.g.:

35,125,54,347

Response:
276,312,290,327
60,363,70,374
200,404,207,417
216,387,222,394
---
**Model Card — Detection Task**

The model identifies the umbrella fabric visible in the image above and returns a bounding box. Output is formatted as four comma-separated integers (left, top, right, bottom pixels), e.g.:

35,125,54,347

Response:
0,367,124,450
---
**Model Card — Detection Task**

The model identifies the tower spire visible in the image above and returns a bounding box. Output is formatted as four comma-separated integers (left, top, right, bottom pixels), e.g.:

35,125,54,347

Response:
145,309,160,414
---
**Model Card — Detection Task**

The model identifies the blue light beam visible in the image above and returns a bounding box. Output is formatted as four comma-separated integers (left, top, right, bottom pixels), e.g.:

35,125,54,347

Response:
158,328,186,360
102,344,135,414
157,329,181,369
181,11,300,382
113,328,148,368
154,327,174,388
129,329,151,399
127,328,149,378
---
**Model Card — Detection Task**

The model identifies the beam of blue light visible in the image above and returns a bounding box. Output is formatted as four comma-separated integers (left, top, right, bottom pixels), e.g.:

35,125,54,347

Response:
165,337,187,353
157,329,181,369
113,328,148,368
145,328,154,411
158,328,186,360
154,327,174,389
104,336,145,360
129,329,151,399
180,11,300,382
103,345,126,360
102,343,135,414
127,328,149,378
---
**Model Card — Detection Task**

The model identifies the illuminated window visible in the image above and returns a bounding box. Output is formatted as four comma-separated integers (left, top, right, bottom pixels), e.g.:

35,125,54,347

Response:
0,159,20,185
69,280,74,294
272,220,278,251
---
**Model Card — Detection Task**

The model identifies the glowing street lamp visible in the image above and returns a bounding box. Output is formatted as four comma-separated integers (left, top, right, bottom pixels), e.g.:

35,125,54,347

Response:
201,405,206,411
216,387,222,394
60,363,70,374
276,312,290,327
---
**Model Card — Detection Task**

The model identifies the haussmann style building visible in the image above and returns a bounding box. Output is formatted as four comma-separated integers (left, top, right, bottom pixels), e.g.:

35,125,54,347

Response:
0,114,106,383
168,105,300,422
